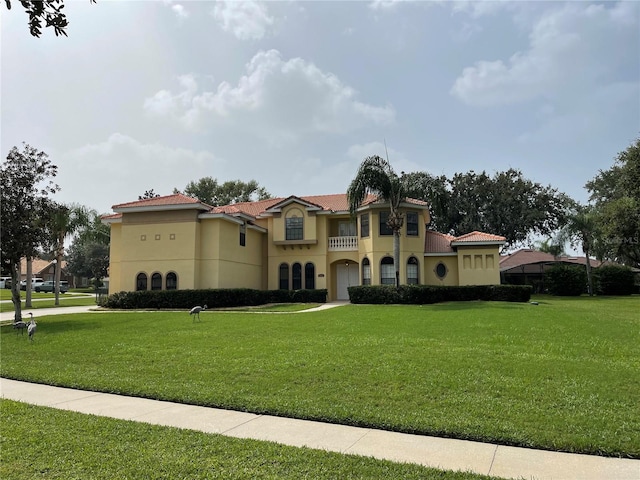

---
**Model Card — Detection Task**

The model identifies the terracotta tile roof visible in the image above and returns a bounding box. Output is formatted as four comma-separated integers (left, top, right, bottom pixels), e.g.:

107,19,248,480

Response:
212,197,284,217
101,213,122,221
452,231,506,243
425,230,456,253
213,193,422,218
112,193,207,210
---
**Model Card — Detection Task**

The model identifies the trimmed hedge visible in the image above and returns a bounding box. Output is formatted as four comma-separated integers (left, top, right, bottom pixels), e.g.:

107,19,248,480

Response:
100,288,327,310
546,265,587,296
347,284,532,304
594,265,635,295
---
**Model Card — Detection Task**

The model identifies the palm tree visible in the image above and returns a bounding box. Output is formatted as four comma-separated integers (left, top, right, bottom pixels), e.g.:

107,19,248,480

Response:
535,237,565,258
557,205,598,296
46,202,91,305
347,155,405,287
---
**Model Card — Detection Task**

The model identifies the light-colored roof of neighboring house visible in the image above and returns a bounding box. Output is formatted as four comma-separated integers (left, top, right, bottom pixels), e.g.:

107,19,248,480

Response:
424,230,456,254
499,249,604,272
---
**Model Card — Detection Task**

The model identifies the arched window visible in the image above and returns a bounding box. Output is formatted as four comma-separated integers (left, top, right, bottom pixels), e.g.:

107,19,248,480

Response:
166,272,178,290
305,263,315,289
151,272,162,290
279,263,289,290
292,263,302,290
407,257,419,284
136,273,148,291
362,258,371,285
380,257,395,285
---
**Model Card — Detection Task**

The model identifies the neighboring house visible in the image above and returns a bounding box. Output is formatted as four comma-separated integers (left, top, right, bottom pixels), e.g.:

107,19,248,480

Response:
500,249,605,292
103,193,505,301
18,258,73,285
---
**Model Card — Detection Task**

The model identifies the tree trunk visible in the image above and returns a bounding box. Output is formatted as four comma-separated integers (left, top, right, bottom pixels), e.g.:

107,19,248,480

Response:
55,237,63,306
10,260,22,322
585,249,593,296
393,230,401,287
25,257,33,308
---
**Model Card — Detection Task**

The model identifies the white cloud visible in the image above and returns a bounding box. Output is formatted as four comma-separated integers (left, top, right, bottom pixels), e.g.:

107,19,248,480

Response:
171,4,189,19
144,50,395,142
55,134,222,213
212,1,274,40
450,2,639,107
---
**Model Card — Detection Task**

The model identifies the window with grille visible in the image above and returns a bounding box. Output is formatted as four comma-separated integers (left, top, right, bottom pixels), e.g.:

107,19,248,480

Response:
360,213,369,237
379,211,392,236
279,263,289,290
380,256,395,284
406,212,419,236
362,258,371,285
292,263,302,290
286,216,303,240
305,263,315,289
407,257,419,284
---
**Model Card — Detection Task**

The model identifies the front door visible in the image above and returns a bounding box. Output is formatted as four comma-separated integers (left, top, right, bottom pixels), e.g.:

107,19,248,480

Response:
336,263,359,300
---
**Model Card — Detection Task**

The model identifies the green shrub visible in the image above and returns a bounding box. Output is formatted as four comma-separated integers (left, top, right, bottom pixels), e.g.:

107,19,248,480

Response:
100,289,327,309
546,265,587,296
595,265,635,295
348,284,532,304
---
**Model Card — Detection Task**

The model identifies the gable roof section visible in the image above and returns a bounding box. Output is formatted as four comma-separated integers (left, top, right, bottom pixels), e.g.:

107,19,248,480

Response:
112,193,211,213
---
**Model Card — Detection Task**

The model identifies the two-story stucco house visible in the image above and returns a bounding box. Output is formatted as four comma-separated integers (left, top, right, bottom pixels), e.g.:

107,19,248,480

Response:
103,193,505,301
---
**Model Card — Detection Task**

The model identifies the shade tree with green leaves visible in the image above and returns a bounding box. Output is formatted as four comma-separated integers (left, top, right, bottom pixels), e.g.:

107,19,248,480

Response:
0,143,59,320
586,137,640,268
176,177,271,206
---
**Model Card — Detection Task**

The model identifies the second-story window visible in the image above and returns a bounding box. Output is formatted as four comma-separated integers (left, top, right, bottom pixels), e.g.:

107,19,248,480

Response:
286,216,303,240
240,223,246,246
379,211,392,236
406,212,419,236
360,213,369,237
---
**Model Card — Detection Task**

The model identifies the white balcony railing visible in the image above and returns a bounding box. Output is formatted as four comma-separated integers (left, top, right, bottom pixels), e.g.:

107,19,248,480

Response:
328,236,358,251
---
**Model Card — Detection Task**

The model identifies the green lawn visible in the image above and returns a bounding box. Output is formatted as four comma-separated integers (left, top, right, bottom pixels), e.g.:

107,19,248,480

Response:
1,296,638,459
0,400,495,480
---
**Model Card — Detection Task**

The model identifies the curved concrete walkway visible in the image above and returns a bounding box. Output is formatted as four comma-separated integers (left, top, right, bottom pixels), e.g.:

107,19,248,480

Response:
1,379,637,479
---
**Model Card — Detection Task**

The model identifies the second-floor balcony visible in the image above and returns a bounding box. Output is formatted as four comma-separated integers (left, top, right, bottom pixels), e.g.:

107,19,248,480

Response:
328,236,358,251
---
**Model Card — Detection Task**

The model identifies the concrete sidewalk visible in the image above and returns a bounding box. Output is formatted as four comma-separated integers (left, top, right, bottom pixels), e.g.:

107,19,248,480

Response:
2,378,637,479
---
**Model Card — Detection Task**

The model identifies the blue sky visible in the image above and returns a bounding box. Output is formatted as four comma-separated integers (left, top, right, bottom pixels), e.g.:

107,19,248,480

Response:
2,1,639,219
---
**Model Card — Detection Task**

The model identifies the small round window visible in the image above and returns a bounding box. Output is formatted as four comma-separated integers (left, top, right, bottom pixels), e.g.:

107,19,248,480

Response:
435,262,447,279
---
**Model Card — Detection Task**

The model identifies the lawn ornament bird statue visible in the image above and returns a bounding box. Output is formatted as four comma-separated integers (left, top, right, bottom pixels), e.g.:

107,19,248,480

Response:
190,305,207,321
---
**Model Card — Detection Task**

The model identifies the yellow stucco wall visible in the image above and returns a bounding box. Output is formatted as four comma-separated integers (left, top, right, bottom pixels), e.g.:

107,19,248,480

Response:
423,256,460,286
456,245,501,285
110,210,201,293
